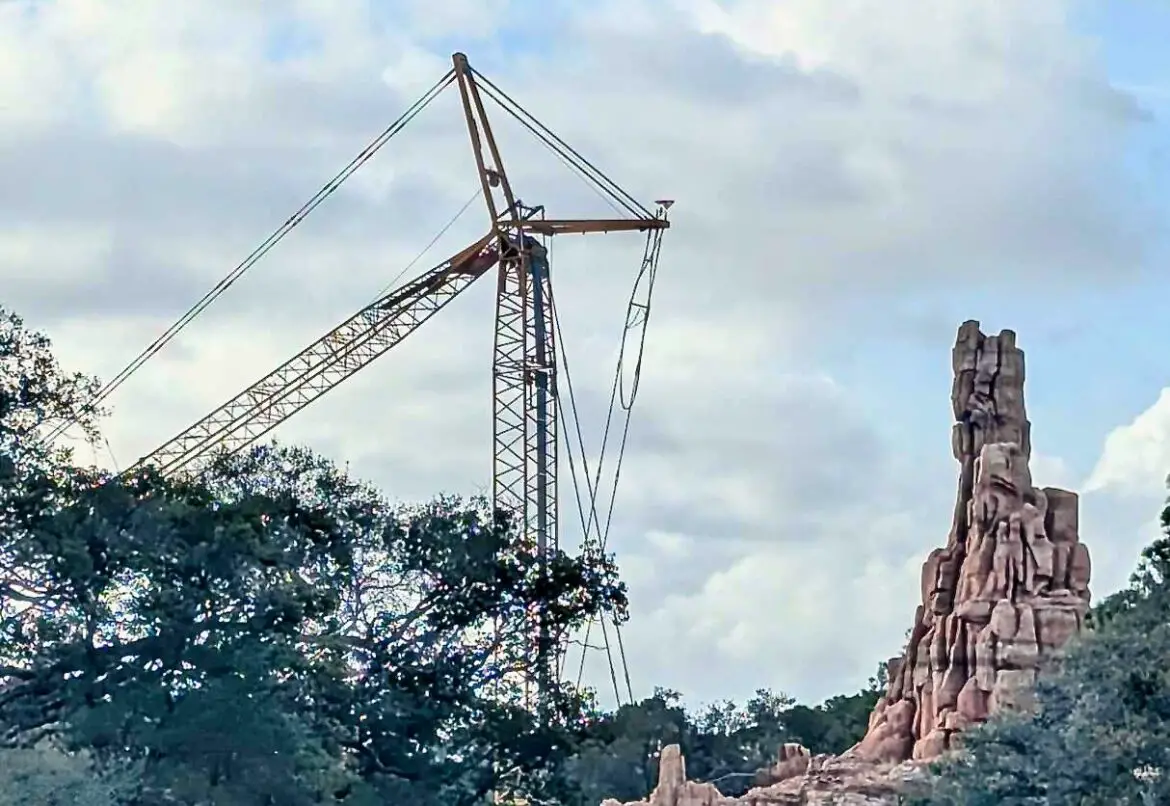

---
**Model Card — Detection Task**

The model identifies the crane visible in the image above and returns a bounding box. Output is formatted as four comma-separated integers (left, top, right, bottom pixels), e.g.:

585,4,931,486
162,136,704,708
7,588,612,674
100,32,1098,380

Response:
57,53,671,713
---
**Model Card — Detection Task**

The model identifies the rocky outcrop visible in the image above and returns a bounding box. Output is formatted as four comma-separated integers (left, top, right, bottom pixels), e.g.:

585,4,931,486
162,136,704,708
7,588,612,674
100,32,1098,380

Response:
600,744,926,806
855,321,1092,762
755,744,812,786
597,322,1092,806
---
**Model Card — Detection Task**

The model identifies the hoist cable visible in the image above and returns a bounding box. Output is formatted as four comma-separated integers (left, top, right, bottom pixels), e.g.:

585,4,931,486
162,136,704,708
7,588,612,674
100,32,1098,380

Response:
43,68,457,446
551,222,666,704
476,80,640,219
613,615,634,705
544,234,624,703
588,227,663,550
472,74,650,220
596,611,624,706
559,346,628,701
542,136,627,219
474,72,651,218
103,436,121,475
583,229,664,700
556,223,665,702
371,185,481,301
512,114,627,220
553,318,625,704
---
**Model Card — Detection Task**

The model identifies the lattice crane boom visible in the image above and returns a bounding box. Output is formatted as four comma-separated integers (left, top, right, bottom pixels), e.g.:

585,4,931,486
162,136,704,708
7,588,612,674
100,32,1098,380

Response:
131,235,499,476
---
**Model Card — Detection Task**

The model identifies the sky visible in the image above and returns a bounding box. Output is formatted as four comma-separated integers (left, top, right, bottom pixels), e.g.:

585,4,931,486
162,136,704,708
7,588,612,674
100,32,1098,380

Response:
2,0,1170,710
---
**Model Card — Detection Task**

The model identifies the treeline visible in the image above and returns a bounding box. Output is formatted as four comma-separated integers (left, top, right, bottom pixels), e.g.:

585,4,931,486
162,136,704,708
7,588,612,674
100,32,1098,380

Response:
562,676,885,803
0,304,881,806
0,305,620,806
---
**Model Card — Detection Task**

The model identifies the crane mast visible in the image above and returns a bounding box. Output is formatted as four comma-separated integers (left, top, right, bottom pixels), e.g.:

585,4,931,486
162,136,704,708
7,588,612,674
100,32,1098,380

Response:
128,52,670,714
452,53,561,701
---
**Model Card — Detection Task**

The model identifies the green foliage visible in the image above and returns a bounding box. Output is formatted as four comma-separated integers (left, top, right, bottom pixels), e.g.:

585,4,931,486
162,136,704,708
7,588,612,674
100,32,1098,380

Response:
1092,501,1170,631
558,688,690,805
783,690,879,756
0,742,139,806
907,623,1170,805
557,670,886,804
0,305,629,805
0,303,956,805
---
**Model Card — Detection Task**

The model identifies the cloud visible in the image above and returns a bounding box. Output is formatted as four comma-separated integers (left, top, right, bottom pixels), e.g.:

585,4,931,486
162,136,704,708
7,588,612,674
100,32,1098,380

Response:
1086,389,1170,498
1071,389,1170,597
1031,451,1079,491
0,0,1155,708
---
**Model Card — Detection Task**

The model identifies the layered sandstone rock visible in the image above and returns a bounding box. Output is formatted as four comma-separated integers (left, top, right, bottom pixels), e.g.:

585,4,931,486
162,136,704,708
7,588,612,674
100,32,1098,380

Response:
855,320,1092,762
600,744,925,806
755,744,812,786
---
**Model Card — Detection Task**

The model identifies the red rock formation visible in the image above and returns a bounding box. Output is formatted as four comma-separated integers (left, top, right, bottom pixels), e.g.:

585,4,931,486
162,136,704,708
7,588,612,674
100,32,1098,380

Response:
854,321,1092,762
755,744,812,786
597,321,1092,806
600,744,924,806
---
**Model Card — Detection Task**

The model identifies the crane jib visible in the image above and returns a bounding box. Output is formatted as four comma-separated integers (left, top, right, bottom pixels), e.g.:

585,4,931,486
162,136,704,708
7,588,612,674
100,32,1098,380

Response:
130,240,501,476
116,51,670,715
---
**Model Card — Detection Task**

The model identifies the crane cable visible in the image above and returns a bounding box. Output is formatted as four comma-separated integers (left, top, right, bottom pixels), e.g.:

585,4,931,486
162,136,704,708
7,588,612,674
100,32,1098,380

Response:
558,228,661,703
42,69,458,447
370,185,481,301
471,72,651,220
549,249,625,702
575,227,664,701
554,366,625,703
483,70,657,704
550,221,666,705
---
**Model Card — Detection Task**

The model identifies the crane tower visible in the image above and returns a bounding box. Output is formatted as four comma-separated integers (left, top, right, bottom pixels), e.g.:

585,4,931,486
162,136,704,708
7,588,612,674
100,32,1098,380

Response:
72,53,670,711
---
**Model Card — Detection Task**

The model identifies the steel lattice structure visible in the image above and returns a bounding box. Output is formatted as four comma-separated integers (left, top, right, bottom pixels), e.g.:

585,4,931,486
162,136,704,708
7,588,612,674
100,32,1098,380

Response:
128,53,670,708
141,235,499,477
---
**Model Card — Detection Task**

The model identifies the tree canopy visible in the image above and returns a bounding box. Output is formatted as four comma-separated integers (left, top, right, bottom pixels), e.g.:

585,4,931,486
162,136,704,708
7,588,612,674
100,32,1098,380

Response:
560,671,885,803
0,305,631,805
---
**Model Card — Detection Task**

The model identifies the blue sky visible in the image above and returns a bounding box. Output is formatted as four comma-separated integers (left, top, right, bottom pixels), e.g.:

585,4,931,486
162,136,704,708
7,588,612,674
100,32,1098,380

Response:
826,1,1170,484
1017,0,1170,478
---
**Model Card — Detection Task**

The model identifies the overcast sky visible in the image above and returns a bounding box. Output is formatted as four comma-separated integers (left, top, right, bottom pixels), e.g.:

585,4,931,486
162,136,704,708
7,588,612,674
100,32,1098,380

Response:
3,0,1170,710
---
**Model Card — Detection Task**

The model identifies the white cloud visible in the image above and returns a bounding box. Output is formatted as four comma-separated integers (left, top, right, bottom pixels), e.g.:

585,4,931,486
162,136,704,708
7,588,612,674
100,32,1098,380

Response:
1073,389,1170,598
1031,451,1079,491
0,0,1154,708
1086,388,1170,498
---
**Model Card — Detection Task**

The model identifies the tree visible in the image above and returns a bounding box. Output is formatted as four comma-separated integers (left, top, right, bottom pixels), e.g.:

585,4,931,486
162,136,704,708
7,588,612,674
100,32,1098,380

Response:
555,673,886,804
1092,500,1170,631
0,742,139,806
558,689,691,805
686,688,796,793
784,662,885,756
907,622,1170,805
0,306,104,666
0,306,629,805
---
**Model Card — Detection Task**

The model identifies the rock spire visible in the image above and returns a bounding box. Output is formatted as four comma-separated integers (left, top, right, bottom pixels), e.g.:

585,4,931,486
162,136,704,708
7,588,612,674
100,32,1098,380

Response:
855,320,1091,761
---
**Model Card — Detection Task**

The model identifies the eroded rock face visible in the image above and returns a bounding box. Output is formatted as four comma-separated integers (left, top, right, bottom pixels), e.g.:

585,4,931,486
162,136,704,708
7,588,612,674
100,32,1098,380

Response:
597,322,1091,806
600,744,925,806
755,743,812,786
854,320,1092,762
